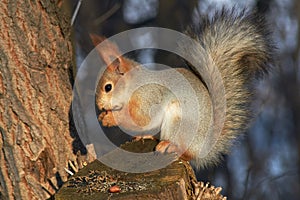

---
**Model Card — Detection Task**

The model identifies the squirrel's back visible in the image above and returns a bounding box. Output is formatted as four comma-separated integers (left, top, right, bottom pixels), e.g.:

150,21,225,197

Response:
180,8,274,168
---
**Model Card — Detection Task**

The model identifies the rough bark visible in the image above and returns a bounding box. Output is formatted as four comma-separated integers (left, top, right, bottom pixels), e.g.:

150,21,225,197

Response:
0,1,75,199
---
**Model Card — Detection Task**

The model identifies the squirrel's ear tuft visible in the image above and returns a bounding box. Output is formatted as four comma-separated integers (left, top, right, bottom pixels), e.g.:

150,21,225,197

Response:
89,33,134,75
89,33,106,46
89,33,124,68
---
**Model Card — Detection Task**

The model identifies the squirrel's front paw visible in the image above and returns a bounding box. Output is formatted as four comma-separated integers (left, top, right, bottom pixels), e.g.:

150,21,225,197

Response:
155,140,192,161
133,135,158,141
98,111,117,127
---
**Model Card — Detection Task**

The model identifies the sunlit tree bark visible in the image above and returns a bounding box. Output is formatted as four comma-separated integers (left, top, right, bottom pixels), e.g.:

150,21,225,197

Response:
0,1,76,199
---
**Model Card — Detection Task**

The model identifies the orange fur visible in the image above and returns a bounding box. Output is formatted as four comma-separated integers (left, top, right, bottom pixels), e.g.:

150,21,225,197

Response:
128,95,151,127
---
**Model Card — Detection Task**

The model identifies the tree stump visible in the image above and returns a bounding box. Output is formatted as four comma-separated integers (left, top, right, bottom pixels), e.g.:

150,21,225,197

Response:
55,139,226,200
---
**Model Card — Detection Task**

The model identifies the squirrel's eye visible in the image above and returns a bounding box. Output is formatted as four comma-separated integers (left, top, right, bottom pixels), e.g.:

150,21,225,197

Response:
104,83,112,93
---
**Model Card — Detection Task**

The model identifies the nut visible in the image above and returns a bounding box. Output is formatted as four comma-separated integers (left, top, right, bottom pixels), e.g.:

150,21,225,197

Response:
109,185,121,193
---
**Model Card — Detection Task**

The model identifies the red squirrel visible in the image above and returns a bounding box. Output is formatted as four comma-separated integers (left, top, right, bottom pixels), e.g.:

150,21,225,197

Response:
92,9,274,169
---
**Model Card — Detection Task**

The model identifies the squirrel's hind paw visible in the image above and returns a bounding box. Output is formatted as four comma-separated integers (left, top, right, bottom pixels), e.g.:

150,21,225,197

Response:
155,140,193,161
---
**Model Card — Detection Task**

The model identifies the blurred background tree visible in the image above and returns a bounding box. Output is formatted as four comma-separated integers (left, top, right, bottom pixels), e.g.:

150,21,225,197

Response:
69,0,300,199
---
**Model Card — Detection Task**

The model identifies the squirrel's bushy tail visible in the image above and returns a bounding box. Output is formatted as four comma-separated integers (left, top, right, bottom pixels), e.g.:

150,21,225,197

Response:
192,8,274,76
181,8,274,167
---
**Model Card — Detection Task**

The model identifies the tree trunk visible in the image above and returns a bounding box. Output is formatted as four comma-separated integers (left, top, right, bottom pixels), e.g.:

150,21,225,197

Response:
0,1,75,199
